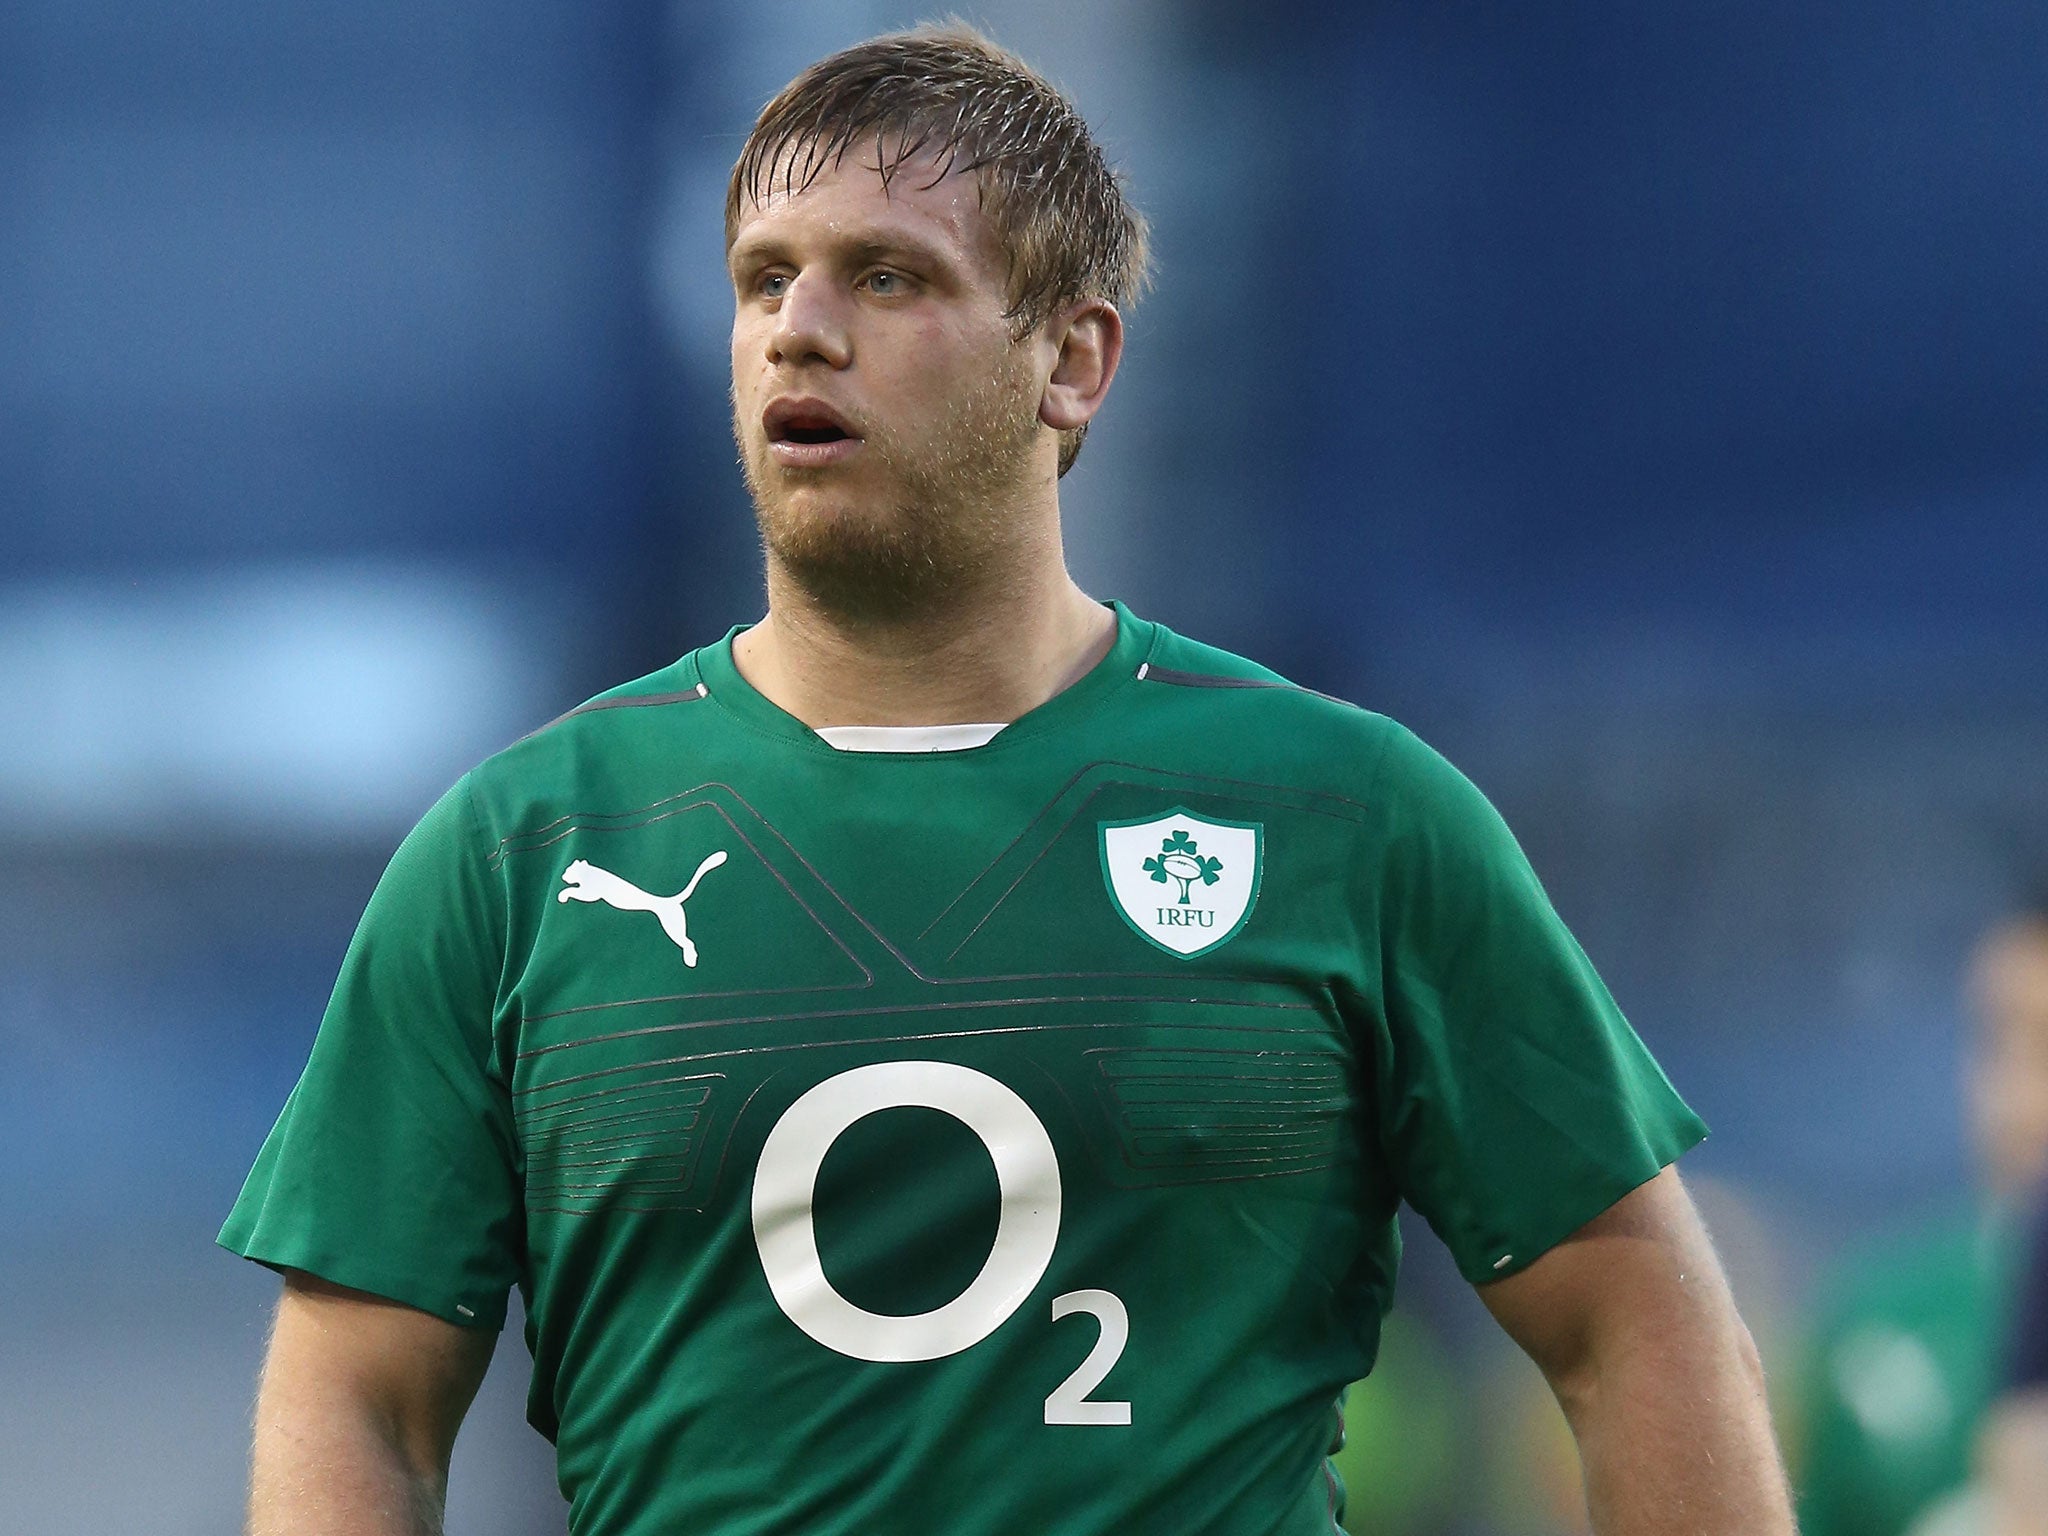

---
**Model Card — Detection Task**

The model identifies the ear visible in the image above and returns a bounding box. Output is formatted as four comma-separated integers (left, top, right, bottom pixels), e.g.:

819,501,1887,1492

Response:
1038,300,1124,433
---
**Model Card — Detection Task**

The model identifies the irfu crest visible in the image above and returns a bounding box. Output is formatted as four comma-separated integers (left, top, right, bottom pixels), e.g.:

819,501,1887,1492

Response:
1143,829,1223,904
1100,810,1263,958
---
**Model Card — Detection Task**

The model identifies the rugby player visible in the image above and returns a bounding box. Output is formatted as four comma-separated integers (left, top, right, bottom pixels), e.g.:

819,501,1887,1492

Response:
224,26,1793,1535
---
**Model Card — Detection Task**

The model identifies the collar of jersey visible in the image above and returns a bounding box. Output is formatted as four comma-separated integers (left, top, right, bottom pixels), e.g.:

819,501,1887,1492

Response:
695,599,1153,756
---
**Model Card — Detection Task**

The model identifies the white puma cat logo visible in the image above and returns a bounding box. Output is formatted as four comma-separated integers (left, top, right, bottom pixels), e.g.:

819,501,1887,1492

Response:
557,852,729,967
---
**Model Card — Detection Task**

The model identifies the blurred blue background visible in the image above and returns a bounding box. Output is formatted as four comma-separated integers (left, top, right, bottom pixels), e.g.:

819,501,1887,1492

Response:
3,3,2043,1531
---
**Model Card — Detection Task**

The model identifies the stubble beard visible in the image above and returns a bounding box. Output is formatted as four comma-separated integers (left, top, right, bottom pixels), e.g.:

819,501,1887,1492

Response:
738,354,1045,625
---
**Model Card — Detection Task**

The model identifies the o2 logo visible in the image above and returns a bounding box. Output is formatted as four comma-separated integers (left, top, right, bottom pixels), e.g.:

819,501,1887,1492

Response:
749,1060,1131,1426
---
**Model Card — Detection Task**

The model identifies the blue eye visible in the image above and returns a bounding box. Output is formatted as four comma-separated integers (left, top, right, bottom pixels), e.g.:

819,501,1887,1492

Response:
759,273,790,299
866,271,904,296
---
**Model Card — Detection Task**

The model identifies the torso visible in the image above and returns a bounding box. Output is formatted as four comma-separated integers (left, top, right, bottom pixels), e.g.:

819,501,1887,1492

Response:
481,608,1395,1536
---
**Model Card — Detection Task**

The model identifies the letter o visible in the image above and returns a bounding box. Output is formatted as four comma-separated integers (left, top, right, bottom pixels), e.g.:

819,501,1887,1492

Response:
750,1060,1062,1363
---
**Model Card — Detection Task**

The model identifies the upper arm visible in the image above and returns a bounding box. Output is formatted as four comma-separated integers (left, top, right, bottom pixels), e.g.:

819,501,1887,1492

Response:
220,777,523,1330
1366,725,1708,1284
1476,1166,1741,1396
260,1269,498,1478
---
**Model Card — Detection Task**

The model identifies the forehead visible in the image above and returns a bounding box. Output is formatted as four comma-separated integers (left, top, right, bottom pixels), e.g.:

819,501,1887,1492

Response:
728,140,1003,269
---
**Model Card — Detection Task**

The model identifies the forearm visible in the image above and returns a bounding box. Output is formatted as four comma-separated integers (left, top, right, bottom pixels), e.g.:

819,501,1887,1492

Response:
249,1372,448,1536
1552,1307,1793,1536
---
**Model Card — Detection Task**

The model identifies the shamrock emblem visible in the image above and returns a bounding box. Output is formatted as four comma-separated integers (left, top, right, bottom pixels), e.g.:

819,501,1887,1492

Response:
1143,828,1224,904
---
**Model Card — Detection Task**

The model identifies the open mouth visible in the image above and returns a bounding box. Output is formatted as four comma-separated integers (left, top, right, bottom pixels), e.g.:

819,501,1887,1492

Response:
780,420,850,445
764,398,861,449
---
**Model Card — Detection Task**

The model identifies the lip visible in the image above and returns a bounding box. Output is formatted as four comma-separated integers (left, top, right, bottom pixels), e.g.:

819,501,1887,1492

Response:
768,435,863,469
763,396,864,469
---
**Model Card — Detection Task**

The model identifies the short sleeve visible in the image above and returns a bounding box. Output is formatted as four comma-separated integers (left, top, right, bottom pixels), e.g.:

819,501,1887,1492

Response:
1365,725,1707,1284
218,775,522,1328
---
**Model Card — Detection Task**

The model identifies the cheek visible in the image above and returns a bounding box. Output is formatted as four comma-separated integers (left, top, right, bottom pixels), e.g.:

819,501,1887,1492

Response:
729,336,767,426
913,307,1003,361
886,321,965,385
888,323,1023,409
731,306,777,371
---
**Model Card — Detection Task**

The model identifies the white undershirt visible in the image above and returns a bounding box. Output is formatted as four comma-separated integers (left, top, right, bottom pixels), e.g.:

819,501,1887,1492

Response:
812,723,1008,754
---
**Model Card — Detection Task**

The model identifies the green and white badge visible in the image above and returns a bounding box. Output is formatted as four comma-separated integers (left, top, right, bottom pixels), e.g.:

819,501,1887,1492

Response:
1098,809,1264,959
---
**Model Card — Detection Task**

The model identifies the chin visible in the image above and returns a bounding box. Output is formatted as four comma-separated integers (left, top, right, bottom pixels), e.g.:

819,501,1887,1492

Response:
757,482,892,540
760,502,974,621
763,503,913,570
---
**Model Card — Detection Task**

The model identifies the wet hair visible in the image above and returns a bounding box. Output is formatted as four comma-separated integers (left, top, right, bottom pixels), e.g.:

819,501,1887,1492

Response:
727,22,1150,475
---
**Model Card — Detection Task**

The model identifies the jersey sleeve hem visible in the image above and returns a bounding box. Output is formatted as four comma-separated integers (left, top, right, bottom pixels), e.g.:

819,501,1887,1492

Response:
217,1228,509,1332
1463,1114,1709,1287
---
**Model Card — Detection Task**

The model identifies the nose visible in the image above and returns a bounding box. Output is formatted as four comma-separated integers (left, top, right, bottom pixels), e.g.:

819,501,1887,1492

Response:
767,269,851,370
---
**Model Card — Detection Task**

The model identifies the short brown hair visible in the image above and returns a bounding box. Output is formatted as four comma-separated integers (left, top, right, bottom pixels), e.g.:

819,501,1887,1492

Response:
727,24,1150,475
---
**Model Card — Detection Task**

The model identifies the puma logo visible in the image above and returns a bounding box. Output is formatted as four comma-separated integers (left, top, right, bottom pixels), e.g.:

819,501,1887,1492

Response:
557,852,729,967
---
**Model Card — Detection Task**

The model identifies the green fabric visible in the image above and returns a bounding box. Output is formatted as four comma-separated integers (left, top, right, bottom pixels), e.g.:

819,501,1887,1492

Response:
219,774,523,1328
1796,1210,2019,1536
222,602,1704,1536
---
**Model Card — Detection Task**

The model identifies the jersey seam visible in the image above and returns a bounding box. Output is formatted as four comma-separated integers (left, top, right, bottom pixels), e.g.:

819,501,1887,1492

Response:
513,673,710,746
1358,720,1402,807
1133,635,1361,711
1136,667,1361,709
461,771,521,1094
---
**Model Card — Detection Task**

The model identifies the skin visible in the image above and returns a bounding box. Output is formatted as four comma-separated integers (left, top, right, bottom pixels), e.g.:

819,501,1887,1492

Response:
724,139,1122,730
1482,1168,1794,1534
248,1273,493,1536
246,136,1796,1535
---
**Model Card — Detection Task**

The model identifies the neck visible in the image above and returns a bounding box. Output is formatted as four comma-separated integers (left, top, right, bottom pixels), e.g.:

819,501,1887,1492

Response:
733,556,1117,731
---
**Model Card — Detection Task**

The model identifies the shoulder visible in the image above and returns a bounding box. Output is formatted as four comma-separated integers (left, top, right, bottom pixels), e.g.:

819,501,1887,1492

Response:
516,658,712,748
459,653,717,837
1132,619,1450,806
1135,621,1395,756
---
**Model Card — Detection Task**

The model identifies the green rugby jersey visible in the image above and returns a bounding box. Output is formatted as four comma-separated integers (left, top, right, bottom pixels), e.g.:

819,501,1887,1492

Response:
221,602,1704,1536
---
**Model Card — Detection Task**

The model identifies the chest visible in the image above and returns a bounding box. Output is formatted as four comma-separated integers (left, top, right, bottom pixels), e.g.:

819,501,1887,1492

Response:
492,765,1381,1228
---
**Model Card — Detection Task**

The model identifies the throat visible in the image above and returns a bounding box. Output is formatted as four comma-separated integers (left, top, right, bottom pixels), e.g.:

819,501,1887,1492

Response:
732,582,1119,736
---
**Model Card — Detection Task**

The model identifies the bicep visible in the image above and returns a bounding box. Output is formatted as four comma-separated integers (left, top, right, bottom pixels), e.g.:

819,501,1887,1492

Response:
1476,1166,1733,1391
260,1270,497,1477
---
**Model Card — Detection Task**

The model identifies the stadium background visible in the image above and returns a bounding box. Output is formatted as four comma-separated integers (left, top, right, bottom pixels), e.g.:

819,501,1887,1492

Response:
3,2,2043,1531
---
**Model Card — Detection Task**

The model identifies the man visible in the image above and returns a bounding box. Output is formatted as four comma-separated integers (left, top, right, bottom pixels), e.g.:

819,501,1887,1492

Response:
1797,906,2048,1536
223,26,1792,1536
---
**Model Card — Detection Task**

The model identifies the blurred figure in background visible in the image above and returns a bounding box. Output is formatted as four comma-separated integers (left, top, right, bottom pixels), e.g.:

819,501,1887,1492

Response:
1983,1197,2048,1536
1797,904,2048,1536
